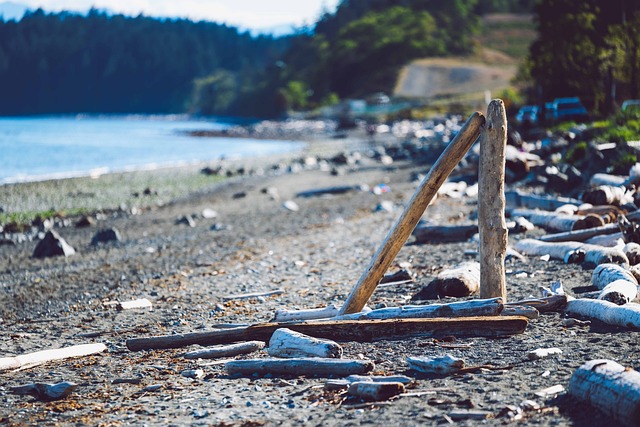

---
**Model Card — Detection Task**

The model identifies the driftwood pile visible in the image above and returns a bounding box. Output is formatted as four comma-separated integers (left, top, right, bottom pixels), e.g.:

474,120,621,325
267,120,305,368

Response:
4,102,640,425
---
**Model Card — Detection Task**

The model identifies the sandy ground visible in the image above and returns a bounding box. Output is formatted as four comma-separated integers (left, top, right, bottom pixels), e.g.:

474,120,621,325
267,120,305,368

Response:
0,130,637,426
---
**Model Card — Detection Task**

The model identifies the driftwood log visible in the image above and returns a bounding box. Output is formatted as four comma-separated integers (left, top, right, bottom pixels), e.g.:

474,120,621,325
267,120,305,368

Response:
582,185,633,206
411,224,478,244
568,359,640,426
501,305,539,319
272,304,341,323
565,299,640,329
514,239,629,266
505,190,582,211
338,112,485,315
184,341,265,360
407,354,465,375
510,209,605,232
624,242,640,265
591,263,638,305
336,298,503,320
225,358,373,377
126,316,528,351
505,295,568,313
479,99,508,300
348,381,406,401
267,328,342,358
539,223,620,243
585,232,625,248
0,343,107,372
411,262,480,300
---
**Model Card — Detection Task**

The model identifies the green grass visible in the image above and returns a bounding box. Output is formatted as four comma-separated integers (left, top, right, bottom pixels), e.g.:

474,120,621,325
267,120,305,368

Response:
477,14,536,61
0,167,225,227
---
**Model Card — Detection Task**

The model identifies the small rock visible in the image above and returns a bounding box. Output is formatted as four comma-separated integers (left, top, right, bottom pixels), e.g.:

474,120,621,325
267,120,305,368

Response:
176,215,196,227
32,230,76,258
181,369,204,379
283,200,299,212
201,208,218,219
232,192,247,199
10,381,77,401
375,201,395,213
75,215,97,228
91,228,122,245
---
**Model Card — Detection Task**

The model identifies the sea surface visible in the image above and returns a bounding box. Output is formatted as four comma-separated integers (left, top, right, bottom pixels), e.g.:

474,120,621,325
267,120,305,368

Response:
0,115,303,184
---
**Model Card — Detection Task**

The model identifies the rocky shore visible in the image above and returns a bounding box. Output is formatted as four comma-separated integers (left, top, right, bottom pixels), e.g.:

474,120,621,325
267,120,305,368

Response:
0,117,638,426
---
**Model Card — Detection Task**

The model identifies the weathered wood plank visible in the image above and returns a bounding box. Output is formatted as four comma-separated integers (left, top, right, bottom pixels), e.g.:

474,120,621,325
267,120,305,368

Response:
0,343,107,372
225,358,373,377
126,316,528,351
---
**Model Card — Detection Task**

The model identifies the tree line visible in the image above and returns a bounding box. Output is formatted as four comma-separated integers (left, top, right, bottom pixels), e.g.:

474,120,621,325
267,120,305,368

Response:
3,0,636,119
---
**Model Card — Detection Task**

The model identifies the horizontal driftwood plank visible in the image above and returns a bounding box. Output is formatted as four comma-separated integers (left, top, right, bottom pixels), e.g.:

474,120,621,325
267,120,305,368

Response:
225,358,373,377
126,316,528,351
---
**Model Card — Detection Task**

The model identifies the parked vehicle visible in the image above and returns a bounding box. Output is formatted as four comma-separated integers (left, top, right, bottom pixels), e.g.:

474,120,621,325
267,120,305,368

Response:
621,99,640,113
552,97,589,123
515,105,539,126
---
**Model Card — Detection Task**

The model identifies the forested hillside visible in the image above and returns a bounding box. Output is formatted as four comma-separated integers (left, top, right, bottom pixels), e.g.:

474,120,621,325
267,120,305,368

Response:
0,9,289,115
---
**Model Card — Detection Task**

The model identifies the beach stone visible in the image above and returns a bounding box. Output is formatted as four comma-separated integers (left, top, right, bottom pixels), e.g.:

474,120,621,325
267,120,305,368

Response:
176,215,196,227
75,215,97,228
32,230,76,258
283,200,299,212
201,208,218,219
91,228,122,245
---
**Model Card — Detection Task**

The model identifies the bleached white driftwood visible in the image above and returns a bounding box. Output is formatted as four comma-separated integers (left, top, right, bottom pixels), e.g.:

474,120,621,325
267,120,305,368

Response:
347,381,406,401
582,185,633,206
335,298,504,320
585,232,625,248
589,173,627,187
184,341,265,359
591,264,638,304
407,354,464,375
565,299,640,329
267,328,342,358
510,209,604,232
514,239,629,266
598,280,638,305
624,242,640,265
225,357,373,377
272,304,341,322
324,375,413,392
592,264,638,289
527,347,562,360
505,190,581,211
630,264,640,283
568,359,640,427
0,343,107,372
411,262,480,299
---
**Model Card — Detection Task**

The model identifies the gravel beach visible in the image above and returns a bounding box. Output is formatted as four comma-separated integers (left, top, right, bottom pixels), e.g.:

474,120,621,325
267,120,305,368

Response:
0,123,637,426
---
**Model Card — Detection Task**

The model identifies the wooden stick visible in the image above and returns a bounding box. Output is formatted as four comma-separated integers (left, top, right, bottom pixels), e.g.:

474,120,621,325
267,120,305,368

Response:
0,343,107,372
510,209,604,232
334,298,503,320
225,358,373,377
272,304,341,323
338,112,485,315
268,328,342,358
479,99,508,300
126,316,527,351
569,359,640,427
222,289,284,301
184,341,265,359
407,354,464,375
348,381,405,401
539,223,620,243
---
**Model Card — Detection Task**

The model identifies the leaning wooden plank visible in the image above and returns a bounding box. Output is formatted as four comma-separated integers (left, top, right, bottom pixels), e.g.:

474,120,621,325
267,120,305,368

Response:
338,112,485,315
272,304,341,323
538,223,620,243
514,239,629,266
568,359,640,427
267,328,342,358
184,341,265,360
0,343,107,372
225,357,373,377
335,298,503,320
126,316,528,351
565,299,640,329
411,262,480,300
479,99,508,301
505,190,582,211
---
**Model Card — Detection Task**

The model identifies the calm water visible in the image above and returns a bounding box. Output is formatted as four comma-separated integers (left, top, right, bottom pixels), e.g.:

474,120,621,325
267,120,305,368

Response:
0,115,302,184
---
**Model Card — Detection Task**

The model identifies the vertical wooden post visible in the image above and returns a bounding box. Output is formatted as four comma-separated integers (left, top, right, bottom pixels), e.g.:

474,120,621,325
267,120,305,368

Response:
479,99,508,301
339,112,485,315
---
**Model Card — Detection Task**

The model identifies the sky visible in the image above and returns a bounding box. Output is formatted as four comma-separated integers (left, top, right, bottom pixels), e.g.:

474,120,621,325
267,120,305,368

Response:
14,0,341,30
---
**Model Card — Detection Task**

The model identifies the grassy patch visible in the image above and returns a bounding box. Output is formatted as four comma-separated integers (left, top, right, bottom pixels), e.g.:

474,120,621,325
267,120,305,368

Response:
477,14,536,61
